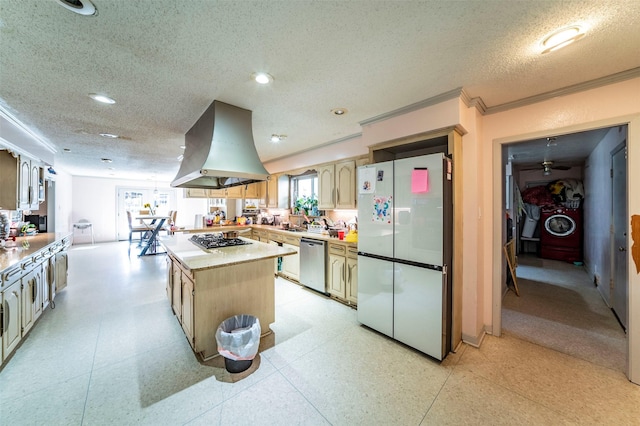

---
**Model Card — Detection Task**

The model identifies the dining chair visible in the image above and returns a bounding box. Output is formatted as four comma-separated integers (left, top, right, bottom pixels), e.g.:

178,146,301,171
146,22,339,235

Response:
127,211,147,245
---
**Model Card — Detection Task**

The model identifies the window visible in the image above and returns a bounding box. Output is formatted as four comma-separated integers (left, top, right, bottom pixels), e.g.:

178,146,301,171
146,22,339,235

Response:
290,171,318,214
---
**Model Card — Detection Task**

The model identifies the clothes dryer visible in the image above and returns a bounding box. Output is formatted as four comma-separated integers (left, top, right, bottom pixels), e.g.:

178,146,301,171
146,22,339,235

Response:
540,206,582,262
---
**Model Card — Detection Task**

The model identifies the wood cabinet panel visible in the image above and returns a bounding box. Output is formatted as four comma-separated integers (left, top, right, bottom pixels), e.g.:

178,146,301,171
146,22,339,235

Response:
2,280,22,360
317,160,356,209
328,254,345,298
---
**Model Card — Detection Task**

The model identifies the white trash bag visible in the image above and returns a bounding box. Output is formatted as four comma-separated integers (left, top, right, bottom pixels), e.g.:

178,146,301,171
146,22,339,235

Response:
215,314,261,361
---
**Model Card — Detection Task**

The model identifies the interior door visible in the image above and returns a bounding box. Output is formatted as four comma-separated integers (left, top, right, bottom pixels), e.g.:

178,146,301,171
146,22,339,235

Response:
612,143,628,330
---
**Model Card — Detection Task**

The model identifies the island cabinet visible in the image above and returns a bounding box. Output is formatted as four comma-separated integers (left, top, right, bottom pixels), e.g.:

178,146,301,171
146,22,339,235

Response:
317,160,356,210
327,243,358,306
161,234,295,361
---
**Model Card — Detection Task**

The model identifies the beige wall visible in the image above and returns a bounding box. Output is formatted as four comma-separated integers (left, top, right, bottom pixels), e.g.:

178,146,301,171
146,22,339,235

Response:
483,77,640,382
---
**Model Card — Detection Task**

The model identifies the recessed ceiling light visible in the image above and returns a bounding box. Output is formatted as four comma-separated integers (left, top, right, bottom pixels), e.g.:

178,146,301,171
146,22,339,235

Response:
270,134,287,143
89,93,116,104
179,145,186,149
252,72,274,84
55,0,97,16
331,108,348,116
99,133,119,138
541,25,585,54
101,158,113,163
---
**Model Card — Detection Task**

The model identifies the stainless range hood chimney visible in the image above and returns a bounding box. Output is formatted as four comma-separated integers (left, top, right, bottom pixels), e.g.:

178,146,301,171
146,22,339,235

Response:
171,100,269,189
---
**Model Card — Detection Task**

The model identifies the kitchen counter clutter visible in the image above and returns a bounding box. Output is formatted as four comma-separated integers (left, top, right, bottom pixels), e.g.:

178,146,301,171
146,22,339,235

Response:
1,232,72,367
159,233,296,361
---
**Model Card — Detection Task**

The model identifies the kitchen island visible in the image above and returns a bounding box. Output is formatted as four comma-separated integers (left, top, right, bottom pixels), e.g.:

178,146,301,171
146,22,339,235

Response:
159,233,296,361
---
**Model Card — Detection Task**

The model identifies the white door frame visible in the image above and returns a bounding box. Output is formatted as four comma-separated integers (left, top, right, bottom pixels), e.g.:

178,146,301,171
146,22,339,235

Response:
492,114,640,384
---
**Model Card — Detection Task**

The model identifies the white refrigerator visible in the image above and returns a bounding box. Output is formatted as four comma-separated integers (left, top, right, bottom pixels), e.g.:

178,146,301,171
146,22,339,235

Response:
357,153,453,360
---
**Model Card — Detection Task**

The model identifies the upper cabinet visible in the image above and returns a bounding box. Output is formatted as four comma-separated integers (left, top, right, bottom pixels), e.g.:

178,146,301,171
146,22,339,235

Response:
184,182,265,200
266,174,279,208
317,160,356,210
0,150,41,211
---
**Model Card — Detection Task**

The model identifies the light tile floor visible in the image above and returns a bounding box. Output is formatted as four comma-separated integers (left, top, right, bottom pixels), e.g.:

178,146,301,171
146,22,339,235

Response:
1,242,639,425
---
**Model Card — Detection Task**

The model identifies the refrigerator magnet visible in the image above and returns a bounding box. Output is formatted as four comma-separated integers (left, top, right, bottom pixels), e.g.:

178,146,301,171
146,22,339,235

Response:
359,167,376,193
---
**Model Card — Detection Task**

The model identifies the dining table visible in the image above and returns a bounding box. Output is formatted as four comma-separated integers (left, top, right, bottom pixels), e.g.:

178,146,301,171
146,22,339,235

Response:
135,215,170,256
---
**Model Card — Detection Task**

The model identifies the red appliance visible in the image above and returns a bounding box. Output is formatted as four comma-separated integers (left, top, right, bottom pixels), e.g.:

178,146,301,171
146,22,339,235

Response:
540,206,582,262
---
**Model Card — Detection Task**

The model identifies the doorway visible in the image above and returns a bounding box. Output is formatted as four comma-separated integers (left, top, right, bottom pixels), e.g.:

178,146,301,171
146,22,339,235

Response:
116,187,177,241
500,125,629,374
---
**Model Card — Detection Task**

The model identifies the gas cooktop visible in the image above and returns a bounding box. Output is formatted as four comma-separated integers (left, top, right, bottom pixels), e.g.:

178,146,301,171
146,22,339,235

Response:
189,234,252,250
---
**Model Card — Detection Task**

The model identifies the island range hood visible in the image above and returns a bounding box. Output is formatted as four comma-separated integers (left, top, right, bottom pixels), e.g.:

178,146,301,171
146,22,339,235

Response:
171,100,269,189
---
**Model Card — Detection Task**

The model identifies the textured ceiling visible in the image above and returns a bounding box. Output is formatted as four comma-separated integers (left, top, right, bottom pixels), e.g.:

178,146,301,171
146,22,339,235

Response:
0,0,639,182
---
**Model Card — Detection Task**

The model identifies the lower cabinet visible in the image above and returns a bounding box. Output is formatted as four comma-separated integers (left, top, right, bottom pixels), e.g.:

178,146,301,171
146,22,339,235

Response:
167,255,194,347
181,272,194,344
1,235,71,367
327,243,358,306
55,251,68,292
2,279,22,362
281,234,300,282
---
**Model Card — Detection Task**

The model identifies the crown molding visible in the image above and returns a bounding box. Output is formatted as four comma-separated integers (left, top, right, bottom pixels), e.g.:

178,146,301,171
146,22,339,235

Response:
0,105,57,154
484,67,640,115
359,87,464,127
263,132,363,164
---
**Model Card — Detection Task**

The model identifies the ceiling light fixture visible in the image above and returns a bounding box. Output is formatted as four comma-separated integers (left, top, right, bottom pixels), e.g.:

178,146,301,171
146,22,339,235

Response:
542,161,553,176
252,72,274,84
89,93,116,104
270,134,287,143
541,25,585,54
99,133,119,138
55,0,97,16
331,108,348,116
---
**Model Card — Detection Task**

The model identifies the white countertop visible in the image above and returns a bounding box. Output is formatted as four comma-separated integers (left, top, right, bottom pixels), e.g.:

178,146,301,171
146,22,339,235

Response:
159,233,296,271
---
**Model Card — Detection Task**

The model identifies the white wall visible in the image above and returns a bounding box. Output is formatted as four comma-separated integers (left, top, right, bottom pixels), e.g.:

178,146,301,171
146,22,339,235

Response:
53,170,73,235
584,126,627,304
71,177,207,243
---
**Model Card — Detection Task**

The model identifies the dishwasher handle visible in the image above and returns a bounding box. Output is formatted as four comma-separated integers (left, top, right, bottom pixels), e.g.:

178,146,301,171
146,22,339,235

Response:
301,238,325,247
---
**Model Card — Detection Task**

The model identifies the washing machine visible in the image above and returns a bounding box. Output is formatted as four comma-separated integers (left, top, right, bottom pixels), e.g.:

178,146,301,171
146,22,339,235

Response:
540,206,582,262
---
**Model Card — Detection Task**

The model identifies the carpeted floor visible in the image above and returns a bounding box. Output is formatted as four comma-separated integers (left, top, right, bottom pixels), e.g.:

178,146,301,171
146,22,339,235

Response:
502,254,627,373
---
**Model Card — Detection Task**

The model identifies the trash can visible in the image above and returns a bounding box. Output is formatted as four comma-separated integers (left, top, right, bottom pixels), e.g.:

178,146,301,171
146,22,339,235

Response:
215,314,261,373
522,203,540,238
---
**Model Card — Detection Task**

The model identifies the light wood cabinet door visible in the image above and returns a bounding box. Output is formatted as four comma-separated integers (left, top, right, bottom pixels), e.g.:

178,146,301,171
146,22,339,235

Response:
32,265,43,320
165,256,173,302
281,243,300,281
225,186,243,199
184,188,208,198
267,174,278,208
328,254,346,298
19,157,30,210
0,150,19,210
181,273,195,345
30,164,40,209
317,165,334,209
21,269,36,335
2,280,22,359
55,251,68,292
243,182,261,199
346,257,358,305
335,160,356,209
206,188,226,198
171,263,182,319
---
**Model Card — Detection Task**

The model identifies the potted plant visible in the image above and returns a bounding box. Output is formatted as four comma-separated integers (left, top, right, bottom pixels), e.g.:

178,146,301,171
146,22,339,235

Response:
294,195,317,215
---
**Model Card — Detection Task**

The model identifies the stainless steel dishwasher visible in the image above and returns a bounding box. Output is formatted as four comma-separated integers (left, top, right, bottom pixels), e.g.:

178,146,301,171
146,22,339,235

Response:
299,238,326,293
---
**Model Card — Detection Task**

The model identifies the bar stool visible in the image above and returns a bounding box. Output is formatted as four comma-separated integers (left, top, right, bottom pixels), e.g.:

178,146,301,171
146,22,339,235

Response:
73,219,94,244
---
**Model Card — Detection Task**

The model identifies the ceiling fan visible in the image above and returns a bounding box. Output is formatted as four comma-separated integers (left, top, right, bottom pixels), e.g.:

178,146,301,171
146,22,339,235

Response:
520,160,572,175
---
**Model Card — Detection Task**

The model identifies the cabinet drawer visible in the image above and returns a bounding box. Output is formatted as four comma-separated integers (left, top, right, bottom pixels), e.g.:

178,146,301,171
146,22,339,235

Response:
347,247,358,259
283,235,300,246
268,232,283,243
328,243,346,256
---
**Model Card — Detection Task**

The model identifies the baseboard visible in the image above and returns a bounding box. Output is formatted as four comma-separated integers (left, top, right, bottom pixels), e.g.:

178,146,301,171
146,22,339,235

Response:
462,329,486,348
